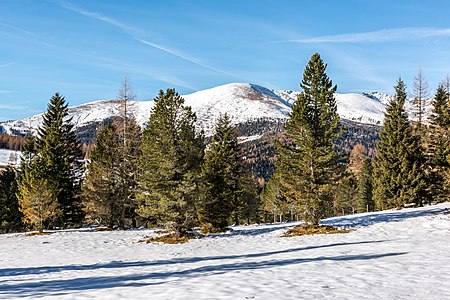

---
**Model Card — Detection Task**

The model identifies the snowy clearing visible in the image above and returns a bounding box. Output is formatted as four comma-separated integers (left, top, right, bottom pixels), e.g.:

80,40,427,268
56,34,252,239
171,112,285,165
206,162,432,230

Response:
1,203,450,299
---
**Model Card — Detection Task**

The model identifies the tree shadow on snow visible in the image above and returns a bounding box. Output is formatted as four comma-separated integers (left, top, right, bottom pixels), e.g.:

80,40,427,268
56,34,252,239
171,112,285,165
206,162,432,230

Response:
321,206,448,228
0,249,405,298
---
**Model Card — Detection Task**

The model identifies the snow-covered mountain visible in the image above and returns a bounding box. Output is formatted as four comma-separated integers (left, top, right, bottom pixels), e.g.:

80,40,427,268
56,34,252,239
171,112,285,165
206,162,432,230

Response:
0,82,396,138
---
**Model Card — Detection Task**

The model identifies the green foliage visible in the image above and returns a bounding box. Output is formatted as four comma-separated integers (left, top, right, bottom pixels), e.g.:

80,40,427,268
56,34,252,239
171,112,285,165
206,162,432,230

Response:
17,169,60,232
277,53,342,225
356,158,375,212
83,119,141,228
423,84,450,203
198,114,258,232
137,89,204,233
373,79,426,209
27,93,84,227
0,167,23,233
334,173,357,215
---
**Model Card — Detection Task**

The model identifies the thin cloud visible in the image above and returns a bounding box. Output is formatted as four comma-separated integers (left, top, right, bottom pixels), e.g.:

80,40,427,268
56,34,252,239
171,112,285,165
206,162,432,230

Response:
52,0,241,80
0,61,17,68
280,27,450,43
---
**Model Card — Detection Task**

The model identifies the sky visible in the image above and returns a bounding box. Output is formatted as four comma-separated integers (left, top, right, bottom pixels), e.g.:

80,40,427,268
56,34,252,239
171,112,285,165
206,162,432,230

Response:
1,0,450,121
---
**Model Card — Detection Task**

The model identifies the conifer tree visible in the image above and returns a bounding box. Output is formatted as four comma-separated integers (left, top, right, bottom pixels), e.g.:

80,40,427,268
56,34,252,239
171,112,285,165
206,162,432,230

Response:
36,93,83,226
82,124,124,228
334,173,357,215
423,84,450,203
137,89,204,234
411,68,430,132
356,158,374,212
277,53,341,226
198,114,254,232
260,173,286,223
0,167,23,233
373,79,426,209
17,171,59,232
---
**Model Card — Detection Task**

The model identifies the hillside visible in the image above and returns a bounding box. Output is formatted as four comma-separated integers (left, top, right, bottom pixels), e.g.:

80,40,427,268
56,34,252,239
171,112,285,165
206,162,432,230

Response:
0,83,390,140
1,203,449,299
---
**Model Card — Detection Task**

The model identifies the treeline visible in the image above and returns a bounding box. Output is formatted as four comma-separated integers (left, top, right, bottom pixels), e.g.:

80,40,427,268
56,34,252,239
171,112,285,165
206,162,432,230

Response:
1,55,450,235
0,132,24,151
0,78,259,235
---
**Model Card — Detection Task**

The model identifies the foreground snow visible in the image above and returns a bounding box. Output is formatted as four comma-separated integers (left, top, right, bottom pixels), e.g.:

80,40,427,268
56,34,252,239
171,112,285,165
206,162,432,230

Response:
1,203,450,299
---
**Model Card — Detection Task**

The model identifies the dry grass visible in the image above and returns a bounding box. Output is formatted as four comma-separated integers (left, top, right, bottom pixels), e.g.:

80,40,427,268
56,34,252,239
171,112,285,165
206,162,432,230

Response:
96,227,113,231
283,225,351,237
143,232,196,244
25,231,52,237
200,224,228,234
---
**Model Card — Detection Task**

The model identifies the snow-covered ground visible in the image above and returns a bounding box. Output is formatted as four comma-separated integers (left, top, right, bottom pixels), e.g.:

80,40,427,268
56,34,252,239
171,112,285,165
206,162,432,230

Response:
0,149,21,167
1,203,450,299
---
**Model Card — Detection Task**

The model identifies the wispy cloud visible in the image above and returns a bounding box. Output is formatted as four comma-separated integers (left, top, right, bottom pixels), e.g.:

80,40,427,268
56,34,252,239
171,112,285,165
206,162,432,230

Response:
279,27,450,43
0,61,17,69
51,0,241,80
0,103,30,110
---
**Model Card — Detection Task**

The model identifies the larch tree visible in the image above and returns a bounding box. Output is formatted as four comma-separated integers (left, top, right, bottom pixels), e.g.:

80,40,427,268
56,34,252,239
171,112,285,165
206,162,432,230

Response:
137,88,204,235
276,53,342,226
17,171,59,233
372,79,426,209
411,68,430,132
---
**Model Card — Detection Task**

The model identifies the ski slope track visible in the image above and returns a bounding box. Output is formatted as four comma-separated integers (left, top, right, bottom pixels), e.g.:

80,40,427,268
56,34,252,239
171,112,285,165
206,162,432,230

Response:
0,83,399,137
1,203,450,299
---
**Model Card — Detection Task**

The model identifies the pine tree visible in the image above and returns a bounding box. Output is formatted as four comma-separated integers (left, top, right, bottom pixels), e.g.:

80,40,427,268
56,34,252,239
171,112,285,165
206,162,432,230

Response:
33,93,83,227
373,79,426,209
260,173,286,223
137,89,204,234
334,173,357,215
423,84,450,203
0,167,23,233
17,170,59,232
277,53,341,226
82,124,124,228
356,158,374,213
198,114,255,232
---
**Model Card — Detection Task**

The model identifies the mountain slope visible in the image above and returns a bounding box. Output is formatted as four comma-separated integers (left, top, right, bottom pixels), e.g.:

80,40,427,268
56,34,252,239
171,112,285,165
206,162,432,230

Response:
0,83,390,139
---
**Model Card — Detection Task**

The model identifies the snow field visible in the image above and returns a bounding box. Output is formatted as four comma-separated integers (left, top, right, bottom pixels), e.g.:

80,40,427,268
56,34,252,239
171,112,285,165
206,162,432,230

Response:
1,203,450,299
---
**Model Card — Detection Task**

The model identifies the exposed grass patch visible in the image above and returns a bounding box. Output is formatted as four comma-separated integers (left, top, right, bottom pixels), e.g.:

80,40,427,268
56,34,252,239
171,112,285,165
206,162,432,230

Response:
96,227,113,231
143,232,196,244
200,224,228,234
283,225,351,237
25,231,52,237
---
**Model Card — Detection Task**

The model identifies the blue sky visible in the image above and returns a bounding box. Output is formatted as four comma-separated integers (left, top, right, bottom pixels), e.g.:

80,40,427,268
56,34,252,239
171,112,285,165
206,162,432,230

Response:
1,0,450,121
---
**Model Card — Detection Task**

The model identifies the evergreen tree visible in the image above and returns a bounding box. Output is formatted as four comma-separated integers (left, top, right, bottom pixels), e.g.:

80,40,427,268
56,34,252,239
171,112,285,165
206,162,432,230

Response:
423,84,450,203
198,114,257,232
373,79,426,209
334,173,357,215
34,93,83,227
17,170,59,232
0,167,23,233
83,119,141,228
356,158,374,213
260,173,286,223
137,89,204,234
82,124,124,228
277,53,341,226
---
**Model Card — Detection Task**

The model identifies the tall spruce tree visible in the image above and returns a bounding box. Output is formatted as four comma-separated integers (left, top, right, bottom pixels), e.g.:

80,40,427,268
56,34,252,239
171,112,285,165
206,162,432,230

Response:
334,173,357,215
277,53,341,226
137,89,204,234
373,79,426,209
34,93,83,227
82,124,124,228
423,84,450,203
198,114,250,232
0,167,23,233
356,158,374,212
